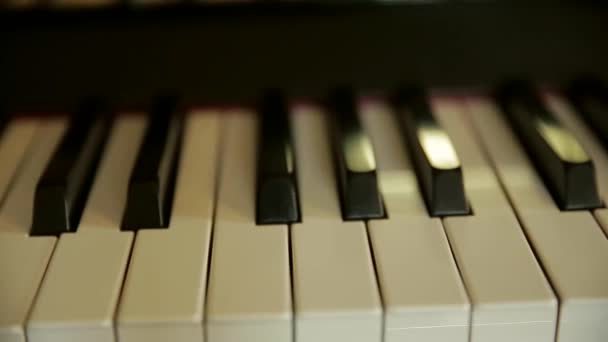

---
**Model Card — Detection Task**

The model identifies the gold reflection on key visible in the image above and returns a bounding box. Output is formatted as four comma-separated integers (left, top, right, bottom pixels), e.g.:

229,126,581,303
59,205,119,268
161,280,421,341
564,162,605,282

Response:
535,119,590,163
343,131,377,172
284,141,294,174
417,125,461,169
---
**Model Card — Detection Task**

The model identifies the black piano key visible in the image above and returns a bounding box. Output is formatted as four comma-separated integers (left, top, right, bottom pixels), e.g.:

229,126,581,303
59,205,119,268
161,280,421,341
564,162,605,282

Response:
121,96,183,231
327,87,385,220
497,81,602,210
567,78,608,149
30,101,111,236
256,90,300,225
392,86,469,217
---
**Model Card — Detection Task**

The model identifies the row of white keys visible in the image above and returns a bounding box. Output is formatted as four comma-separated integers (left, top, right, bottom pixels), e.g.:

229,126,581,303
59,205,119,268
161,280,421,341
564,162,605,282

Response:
2,110,220,342
290,103,382,342
0,117,67,342
434,97,557,342
363,96,557,342
206,111,292,342
543,93,608,236
466,97,608,342
26,111,222,342
360,98,470,342
118,110,220,342
25,114,147,342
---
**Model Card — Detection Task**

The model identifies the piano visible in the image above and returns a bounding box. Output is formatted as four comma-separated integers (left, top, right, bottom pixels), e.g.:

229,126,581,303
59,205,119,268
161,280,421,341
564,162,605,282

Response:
0,1,607,342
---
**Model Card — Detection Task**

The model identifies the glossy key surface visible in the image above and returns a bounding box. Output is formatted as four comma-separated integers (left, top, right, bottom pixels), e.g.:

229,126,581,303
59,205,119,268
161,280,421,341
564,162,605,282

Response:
327,87,384,220
497,81,601,210
392,87,469,216
256,90,300,225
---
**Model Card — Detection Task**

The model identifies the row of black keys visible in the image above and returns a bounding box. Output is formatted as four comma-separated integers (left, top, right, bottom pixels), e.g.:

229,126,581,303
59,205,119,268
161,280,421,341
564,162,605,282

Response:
22,79,608,236
238,80,608,220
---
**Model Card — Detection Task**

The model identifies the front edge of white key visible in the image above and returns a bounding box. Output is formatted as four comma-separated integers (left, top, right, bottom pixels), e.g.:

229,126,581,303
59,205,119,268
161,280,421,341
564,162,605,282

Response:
291,221,383,342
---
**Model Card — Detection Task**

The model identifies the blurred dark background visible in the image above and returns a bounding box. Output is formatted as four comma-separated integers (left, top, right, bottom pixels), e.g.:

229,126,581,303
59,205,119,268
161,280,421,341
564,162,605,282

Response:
1,0,607,112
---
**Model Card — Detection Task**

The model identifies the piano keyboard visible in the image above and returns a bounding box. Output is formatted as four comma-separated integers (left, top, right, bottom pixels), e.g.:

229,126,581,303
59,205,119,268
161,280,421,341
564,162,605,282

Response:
0,81,607,342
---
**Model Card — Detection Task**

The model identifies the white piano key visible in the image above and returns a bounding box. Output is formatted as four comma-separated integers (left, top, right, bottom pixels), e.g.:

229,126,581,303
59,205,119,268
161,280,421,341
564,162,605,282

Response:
464,98,558,213
118,111,220,342
444,214,557,342
0,237,55,342
118,229,208,342
207,222,292,342
518,211,608,342
0,118,67,342
434,98,558,342
369,218,471,342
361,98,470,342
290,103,342,222
207,112,292,342
166,111,218,230
214,110,256,224
26,115,146,342
466,97,608,342
0,118,44,342
291,221,382,342
78,115,148,232
0,118,38,204
26,233,132,342
290,100,383,342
